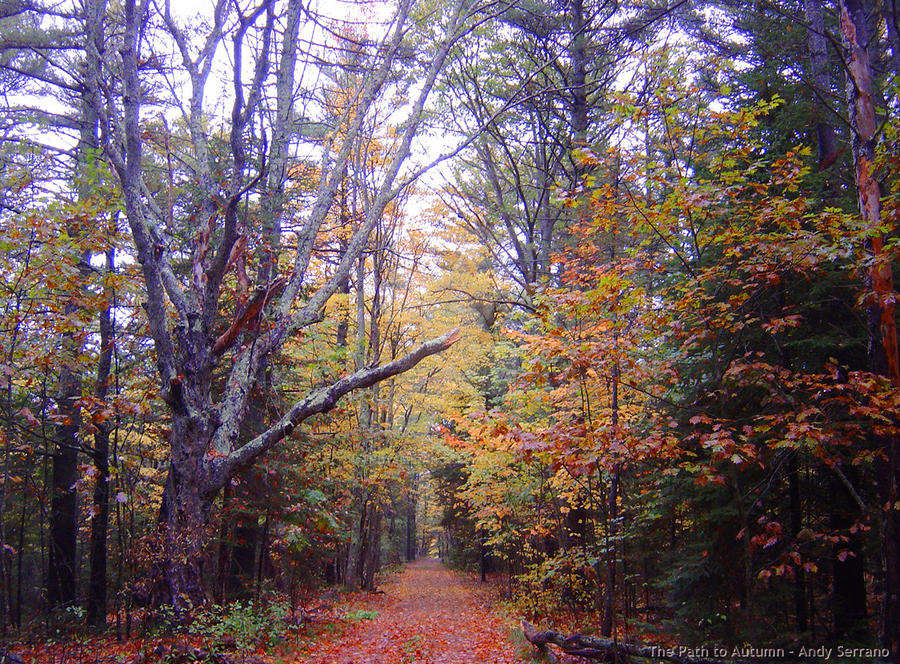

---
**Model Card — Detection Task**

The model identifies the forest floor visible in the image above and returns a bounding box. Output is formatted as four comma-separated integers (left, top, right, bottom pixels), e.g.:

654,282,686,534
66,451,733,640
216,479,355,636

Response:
9,559,541,663
291,558,527,664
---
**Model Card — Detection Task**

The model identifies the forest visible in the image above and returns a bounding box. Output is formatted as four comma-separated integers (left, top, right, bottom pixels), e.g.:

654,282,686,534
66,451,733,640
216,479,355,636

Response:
0,0,899,661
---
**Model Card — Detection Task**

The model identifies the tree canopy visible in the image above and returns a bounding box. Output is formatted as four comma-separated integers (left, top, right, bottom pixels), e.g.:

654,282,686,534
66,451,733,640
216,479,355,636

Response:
1,0,899,661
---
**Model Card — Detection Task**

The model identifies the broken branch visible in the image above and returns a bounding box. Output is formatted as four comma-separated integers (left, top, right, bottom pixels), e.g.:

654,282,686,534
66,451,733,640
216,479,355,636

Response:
521,621,748,664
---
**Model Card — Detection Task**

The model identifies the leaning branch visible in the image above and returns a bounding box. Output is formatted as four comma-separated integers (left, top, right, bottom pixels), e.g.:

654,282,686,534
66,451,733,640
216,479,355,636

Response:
205,328,461,492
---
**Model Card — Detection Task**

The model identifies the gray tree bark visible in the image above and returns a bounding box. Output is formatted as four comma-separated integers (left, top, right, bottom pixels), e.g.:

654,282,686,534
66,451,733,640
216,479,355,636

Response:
803,0,840,170
83,0,475,610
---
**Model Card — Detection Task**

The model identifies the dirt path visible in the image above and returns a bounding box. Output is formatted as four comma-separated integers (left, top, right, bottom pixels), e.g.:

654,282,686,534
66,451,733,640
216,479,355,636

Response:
294,559,524,664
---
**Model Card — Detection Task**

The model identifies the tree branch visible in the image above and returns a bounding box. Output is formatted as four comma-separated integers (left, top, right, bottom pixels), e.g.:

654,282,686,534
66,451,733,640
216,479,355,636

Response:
205,328,461,494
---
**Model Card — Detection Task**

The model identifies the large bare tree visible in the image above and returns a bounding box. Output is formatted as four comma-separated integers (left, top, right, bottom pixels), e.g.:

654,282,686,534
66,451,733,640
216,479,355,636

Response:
79,0,489,608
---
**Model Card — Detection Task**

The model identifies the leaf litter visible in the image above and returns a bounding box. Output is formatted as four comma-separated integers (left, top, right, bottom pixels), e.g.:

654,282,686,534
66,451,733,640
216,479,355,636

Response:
292,558,525,664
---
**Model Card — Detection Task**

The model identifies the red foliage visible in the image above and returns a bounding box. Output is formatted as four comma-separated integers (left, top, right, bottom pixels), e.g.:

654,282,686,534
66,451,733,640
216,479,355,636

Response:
295,559,521,664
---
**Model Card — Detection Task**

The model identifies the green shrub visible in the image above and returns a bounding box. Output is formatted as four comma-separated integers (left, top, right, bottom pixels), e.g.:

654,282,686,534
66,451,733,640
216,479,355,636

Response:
344,609,378,622
191,598,291,654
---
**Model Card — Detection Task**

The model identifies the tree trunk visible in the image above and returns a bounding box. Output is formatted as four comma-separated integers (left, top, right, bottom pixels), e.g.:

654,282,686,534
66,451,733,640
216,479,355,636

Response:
840,0,900,656
405,492,416,562
803,0,840,170
87,429,110,626
160,450,215,612
788,452,808,633
600,313,621,637
883,0,900,80
48,365,80,612
161,521,208,612
215,485,231,603
47,108,99,614
346,498,367,591
569,0,588,149
14,489,26,629
601,464,620,638
254,508,270,600
830,470,868,640
229,522,257,593
479,530,487,583
87,249,115,626
877,445,900,659
362,508,381,592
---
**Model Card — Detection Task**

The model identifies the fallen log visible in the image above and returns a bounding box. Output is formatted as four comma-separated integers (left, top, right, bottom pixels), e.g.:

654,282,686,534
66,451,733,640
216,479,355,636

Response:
521,621,748,664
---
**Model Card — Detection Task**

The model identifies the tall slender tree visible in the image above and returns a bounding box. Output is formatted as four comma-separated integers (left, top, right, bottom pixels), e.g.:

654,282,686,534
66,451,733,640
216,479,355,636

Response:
839,0,900,654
